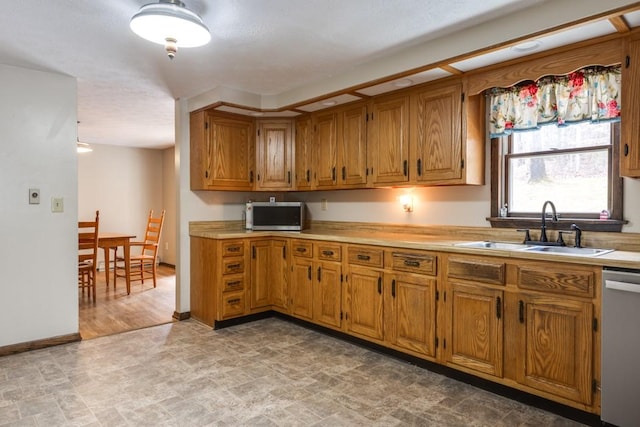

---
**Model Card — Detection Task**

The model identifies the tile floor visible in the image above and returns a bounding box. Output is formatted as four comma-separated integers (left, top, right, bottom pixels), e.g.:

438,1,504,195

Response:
0,318,587,426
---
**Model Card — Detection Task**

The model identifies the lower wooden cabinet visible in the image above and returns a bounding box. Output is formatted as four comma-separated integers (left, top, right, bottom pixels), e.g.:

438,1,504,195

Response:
346,265,384,340
190,235,601,414
386,272,437,357
289,240,343,328
516,293,593,405
446,281,504,377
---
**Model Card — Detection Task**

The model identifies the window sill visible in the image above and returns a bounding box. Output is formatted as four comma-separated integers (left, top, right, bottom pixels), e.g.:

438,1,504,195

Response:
487,217,625,232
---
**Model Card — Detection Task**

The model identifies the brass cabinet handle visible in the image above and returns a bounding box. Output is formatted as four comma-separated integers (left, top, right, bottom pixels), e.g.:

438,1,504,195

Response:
391,279,396,298
322,250,334,256
357,254,371,261
296,247,307,253
228,298,241,305
227,263,241,269
228,246,240,252
377,276,382,294
496,297,502,319
404,259,420,267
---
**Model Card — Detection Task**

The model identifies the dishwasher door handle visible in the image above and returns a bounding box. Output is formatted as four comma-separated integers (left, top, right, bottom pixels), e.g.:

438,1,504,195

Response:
605,280,640,293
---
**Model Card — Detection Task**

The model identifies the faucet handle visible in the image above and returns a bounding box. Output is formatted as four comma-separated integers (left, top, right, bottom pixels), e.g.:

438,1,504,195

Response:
517,228,531,244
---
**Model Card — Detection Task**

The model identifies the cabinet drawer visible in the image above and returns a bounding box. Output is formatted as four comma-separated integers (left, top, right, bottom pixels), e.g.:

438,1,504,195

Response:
391,251,437,275
222,240,244,257
222,275,244,293
516,265,595,297
221,291,245,319
447,257,505,285
222,257,245,275
317,243,342,261
348,246,384,268
291,240,313,258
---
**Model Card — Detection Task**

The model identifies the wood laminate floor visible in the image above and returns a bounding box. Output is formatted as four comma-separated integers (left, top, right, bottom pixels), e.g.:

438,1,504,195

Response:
78,264,176,340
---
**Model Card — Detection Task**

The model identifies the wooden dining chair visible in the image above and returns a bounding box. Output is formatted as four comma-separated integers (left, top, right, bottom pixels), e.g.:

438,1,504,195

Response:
114,209,165,290
78,210,100,302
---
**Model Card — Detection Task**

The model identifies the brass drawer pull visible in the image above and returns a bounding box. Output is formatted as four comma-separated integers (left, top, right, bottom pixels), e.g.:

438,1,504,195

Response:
228,298,241,304
296,247,307,253
404,259,420,267
227,281,241,287
227,263,241,269
357,254,371,261
227,246,241,252
322,250,335,256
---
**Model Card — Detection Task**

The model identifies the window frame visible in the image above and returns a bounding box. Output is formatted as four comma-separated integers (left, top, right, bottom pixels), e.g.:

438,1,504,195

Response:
489,122,624,232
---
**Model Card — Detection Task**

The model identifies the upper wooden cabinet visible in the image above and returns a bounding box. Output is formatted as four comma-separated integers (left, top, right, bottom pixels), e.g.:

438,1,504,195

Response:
410,79,484,186
294,115,314,191
368,92,411,186
338,102,368,188
314,110,339,189
255,119,294,190
190,110,255,191
622,34,640,178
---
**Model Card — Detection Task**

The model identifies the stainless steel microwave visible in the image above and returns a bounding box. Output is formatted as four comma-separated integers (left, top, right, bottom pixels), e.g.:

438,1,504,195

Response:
245,201,305,231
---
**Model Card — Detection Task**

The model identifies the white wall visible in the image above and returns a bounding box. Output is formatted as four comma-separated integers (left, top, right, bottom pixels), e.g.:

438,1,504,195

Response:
77,144,166,267
162,147,177,265
0,64,77,347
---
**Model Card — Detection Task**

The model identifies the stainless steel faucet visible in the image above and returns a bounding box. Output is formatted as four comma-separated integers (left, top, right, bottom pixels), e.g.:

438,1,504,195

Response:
540,201,558,242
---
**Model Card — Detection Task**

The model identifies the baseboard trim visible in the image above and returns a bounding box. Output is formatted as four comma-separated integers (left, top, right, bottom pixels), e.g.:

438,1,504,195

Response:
0,333,82,357
172,311,190,321
160,262,175,268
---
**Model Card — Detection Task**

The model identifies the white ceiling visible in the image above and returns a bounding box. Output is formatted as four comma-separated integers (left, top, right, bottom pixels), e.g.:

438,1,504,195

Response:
0,0,638,149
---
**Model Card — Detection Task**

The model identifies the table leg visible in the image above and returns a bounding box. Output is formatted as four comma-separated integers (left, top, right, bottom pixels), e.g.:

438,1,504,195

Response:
124,240,131,295
103,246,110,287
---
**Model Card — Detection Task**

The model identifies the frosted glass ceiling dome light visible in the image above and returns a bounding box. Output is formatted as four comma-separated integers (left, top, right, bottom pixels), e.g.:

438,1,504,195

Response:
130,0,210,59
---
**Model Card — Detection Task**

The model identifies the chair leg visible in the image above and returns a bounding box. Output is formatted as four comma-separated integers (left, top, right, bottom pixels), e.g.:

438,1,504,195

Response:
152,262,157,288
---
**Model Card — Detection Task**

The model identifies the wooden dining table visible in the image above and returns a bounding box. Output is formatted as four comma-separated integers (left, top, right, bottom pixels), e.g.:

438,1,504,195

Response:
98,232,136,295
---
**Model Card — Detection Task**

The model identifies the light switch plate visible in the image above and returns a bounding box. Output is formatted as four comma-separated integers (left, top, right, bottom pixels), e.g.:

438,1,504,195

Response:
51,197,64,213
29,188,40,204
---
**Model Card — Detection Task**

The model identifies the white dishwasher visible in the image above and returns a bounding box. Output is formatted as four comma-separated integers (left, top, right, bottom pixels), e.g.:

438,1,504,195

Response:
602,267,640,426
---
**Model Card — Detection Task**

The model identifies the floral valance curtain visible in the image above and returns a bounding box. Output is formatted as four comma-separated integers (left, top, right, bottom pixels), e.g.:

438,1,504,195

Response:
488,65,621,138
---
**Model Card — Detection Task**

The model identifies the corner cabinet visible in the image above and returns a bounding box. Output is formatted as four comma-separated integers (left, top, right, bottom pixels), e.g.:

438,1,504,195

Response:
255,119,294,190
190,110,255,191
622,34,640,178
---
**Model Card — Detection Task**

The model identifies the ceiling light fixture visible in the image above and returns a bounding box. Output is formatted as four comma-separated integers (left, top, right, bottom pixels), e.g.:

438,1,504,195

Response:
393,79,413,88
511,40,542,53
130,0,211,59
322,100,337,106
77,141,93,153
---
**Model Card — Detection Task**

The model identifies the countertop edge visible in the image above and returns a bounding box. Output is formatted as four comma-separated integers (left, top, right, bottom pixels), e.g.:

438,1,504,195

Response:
189,229,640,269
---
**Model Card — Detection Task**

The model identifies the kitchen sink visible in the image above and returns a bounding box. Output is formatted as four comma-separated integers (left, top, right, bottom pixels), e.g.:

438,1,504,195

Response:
521,246,614,257
454,241,532,250
455,241,614,257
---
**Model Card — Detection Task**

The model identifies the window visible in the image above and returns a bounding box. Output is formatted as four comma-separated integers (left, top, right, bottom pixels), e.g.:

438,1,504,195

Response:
491,122,623,230
488,65,624,231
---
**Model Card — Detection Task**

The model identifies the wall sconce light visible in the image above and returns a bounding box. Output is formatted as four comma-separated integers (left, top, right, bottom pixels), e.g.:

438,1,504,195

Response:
399,195,413,212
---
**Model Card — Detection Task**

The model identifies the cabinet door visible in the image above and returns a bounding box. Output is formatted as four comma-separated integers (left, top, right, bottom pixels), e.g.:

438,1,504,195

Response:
412,83,463,183
447,282,503,377
250,240,271,309
189,110,209,190
208,113,255,190
270,239,288,310
388,273,436,357
314,261,342,328
622,37,640,177
347,266,384,340
294,116,314,190
315,111,339,189
368,94,410,185
339,103,368,188
256,120,294,190
290,256,313,320
516,294,593,405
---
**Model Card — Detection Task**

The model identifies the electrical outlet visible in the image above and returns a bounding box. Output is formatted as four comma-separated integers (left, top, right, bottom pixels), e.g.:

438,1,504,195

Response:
29,188,40,204
165,242,169,250
269,196,276,203
321,199,328,211
51,197,64,213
